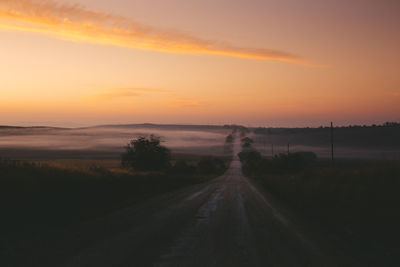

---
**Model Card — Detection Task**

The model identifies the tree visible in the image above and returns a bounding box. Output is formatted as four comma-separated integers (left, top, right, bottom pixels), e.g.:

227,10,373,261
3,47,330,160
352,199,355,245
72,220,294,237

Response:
121,135,170,171
241,137,253,148
225,134,234,143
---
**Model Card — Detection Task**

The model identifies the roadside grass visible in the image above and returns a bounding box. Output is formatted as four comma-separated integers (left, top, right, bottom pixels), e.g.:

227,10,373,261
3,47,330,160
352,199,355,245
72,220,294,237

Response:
35,154,232,174
242,154,400,265
0,155,229,252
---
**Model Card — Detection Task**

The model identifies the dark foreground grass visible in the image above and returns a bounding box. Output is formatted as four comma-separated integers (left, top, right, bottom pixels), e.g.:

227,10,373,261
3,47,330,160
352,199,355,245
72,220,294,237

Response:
243,157,400,266
0,157,228,253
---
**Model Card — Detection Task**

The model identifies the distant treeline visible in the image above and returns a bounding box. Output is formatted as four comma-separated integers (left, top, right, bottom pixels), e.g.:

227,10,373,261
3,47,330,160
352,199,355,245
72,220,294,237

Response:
95,123,227,131
253,121,400,135
252,122,400,149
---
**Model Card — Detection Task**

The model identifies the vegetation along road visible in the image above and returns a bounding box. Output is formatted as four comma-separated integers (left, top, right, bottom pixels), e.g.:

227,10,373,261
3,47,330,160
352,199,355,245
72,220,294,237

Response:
11,140,358,267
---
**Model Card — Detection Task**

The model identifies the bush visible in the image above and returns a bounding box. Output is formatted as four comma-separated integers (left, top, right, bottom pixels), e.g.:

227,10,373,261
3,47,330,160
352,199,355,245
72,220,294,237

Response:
121,135,171,171
225,134,234,143
241,137,253,148
240,150,317,175
238,150,261,163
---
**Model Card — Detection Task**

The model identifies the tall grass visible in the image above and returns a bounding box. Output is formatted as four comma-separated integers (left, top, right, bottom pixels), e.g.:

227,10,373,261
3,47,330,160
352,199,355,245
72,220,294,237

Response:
241,153,400,265
0,157,228,251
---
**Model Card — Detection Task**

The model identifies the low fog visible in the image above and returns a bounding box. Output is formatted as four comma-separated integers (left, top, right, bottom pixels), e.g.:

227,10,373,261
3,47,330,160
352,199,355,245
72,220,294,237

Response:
0,125,230,160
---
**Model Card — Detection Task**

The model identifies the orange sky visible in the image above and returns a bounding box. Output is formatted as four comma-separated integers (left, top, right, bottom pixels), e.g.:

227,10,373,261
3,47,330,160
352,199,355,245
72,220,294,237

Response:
0,0,399,127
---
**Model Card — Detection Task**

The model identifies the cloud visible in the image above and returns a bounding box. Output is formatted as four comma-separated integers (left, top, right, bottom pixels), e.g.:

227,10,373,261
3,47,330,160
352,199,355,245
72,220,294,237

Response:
0,0,301,63
88,87,167,100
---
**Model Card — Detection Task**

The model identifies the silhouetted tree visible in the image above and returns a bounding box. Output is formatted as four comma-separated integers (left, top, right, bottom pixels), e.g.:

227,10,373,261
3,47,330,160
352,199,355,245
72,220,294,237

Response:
121,135,170,171
225,134,234,143
241,137,253,148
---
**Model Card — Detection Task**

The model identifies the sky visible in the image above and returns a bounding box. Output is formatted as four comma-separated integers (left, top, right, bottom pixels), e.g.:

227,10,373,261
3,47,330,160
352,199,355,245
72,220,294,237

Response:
0,0,399,127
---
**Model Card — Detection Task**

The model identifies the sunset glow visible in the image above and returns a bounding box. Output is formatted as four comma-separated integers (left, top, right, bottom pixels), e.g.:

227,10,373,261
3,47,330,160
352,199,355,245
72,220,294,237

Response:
1,0,399,127
0,0,300,62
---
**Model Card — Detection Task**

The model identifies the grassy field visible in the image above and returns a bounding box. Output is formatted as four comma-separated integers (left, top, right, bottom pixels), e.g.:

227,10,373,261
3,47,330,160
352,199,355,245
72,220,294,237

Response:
0,154,230,253
241,151,400,265
251,124,400,159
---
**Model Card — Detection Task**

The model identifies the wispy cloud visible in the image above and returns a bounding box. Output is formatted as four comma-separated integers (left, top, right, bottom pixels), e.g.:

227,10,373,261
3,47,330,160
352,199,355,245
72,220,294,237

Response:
88,87,167,100
0,0,302,63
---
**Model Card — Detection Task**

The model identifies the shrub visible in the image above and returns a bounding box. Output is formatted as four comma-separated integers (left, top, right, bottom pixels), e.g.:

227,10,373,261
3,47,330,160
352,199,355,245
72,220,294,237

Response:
225,134,234,143
240,150,317,174
241,137,254,148
238,150,261,163
121,135,171,171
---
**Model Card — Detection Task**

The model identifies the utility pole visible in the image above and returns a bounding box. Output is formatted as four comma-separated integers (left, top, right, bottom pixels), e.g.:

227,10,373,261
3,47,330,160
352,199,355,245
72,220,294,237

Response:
263,137,266,155
271,144,274,157
330,122,334,163
287,142,290,155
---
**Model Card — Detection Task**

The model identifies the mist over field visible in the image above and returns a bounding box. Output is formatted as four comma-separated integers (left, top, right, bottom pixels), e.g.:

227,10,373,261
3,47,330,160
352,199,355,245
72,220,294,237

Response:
250,126,400,160
0,125,230,160
1,124,399,160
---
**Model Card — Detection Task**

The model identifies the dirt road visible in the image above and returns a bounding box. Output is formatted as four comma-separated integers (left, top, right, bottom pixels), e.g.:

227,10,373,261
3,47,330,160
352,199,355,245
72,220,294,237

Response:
9,142,354,266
